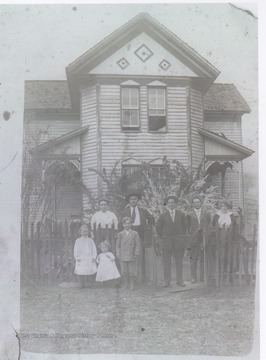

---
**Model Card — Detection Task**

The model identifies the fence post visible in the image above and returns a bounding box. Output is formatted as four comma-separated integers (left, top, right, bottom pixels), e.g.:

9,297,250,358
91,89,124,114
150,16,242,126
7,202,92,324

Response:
203,231,207,288
220,225,226,288
30,222,35,281
64,219,69,263
243,242,249,285
238,223,243,286
22,221,29,278
48,219,52,285
225,232,231,286
250,224,257,282
215,226,220,288
36,222,41,284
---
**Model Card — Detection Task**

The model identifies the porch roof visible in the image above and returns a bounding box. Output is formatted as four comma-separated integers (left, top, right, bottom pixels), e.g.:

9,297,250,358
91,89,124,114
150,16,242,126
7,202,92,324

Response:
197,128,254,161
30,126,89,155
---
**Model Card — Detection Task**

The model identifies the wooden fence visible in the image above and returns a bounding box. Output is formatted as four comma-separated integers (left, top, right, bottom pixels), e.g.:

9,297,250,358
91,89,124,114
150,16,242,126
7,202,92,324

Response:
21,220,118,286
21,218,257,288
203,221,257,287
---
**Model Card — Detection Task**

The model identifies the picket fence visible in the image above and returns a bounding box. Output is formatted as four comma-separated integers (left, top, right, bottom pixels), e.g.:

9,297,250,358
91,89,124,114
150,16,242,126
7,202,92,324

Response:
202,221,257,287
21,218,257,288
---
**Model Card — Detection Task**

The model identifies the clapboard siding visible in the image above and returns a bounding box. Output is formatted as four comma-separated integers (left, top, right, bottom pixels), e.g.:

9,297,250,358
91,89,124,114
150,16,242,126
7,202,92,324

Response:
204,114,242,144
209,167,242,210
190,88,204,169
80,86,98,199
99,85,189,176
224,167,242,209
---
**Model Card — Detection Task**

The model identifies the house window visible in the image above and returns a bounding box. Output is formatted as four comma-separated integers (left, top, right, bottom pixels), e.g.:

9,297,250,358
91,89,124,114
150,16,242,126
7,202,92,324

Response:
149,165,166,180
121,87,140,130
122,165,141,176
121,164,166,193
148,88,166,132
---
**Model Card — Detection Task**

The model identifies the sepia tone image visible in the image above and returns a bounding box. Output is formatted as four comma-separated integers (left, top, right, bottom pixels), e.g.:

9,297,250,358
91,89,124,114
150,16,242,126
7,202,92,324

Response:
17,3,258,357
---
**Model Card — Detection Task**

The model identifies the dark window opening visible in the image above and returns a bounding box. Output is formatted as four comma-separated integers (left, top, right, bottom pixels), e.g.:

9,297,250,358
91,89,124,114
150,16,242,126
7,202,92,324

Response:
148,88,166,132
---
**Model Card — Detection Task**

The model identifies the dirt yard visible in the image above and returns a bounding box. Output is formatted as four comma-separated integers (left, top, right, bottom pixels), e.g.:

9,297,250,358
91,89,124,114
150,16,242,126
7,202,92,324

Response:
20,279,256,356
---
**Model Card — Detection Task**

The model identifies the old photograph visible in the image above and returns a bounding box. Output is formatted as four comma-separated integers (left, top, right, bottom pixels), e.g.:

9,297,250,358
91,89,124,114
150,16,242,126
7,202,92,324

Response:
0,2,259,359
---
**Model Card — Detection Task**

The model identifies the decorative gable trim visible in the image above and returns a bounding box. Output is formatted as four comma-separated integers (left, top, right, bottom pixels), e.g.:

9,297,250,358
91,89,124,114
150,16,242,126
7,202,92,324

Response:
120,80,140,86
147,80,167,87
148,158,165,165
66,13,220,108
121,157,142,165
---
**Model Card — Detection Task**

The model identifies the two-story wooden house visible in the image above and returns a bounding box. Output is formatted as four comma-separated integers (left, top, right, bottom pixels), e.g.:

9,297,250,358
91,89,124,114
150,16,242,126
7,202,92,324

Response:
23,13,253,222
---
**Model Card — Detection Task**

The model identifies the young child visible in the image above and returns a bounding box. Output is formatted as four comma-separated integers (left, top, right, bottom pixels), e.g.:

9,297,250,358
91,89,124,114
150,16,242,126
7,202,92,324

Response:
74,225,97,289
116,217,140,290
95,240,121,284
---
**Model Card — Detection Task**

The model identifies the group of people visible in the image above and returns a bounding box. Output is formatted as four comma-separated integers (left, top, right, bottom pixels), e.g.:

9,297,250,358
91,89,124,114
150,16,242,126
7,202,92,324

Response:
74,192,237,289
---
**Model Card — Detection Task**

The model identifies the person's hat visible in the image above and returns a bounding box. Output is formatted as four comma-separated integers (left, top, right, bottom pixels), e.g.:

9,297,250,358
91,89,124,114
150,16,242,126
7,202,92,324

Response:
164,195,179,205
125,192,142,203
98,197,109,205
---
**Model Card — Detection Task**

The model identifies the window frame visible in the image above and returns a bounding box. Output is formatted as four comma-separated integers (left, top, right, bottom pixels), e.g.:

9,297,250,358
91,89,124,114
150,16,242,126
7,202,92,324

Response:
147,86,168,133
120,85,141,132
122,163,167,180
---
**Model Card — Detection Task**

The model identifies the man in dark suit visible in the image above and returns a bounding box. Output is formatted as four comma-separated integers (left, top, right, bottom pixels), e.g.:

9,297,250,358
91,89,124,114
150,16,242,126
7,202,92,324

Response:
156,195,187,287
121,192,155,282
186,195,211,283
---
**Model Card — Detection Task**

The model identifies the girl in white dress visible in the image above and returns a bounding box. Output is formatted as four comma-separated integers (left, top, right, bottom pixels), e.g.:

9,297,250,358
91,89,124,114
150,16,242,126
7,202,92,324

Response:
74,225,97,289
96,241,121,283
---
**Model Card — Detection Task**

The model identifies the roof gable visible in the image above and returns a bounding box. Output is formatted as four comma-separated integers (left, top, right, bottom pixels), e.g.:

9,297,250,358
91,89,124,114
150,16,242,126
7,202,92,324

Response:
89,32,197,77
66,12,220,108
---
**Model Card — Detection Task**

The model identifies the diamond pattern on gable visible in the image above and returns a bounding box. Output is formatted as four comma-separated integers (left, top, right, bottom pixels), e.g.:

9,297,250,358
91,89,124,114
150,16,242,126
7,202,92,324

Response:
89,33,199,77
134,44,153,62
117,57,130,70
159,59,171,71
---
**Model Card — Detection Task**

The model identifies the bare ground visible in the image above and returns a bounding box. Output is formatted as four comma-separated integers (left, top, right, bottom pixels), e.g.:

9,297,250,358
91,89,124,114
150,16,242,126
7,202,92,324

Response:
20,280,255,356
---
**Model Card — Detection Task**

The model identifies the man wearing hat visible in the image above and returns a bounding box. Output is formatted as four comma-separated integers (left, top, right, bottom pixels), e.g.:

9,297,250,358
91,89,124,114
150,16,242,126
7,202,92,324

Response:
186,195,211,283
156,195,187,287
121,192,155,283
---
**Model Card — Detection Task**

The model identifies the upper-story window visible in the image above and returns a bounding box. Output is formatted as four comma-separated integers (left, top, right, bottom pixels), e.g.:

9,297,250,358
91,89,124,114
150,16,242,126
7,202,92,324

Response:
121,87,140,131
148,86,167,132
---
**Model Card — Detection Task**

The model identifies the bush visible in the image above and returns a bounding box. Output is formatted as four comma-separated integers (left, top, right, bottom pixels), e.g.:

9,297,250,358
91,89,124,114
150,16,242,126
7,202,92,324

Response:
89,157,222,218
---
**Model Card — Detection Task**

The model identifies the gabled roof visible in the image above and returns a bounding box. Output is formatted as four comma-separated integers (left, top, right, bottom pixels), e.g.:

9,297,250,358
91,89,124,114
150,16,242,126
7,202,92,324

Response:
30,126,89,155
24,81,73,110
197,128,254,159
203,83,251,113
66,12,220,108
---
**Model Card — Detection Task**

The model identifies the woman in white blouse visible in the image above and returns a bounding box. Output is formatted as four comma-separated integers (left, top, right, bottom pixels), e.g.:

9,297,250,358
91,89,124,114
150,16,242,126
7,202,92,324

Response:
212,201,237,275
91,198,118,253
